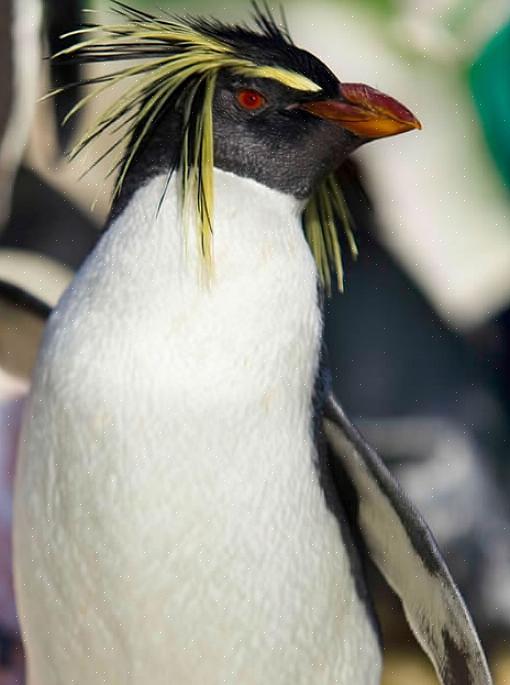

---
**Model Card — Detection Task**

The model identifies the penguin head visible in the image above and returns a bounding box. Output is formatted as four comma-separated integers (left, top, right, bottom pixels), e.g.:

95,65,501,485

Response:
210,71,419,199
58,1,420,289
106,7,420,202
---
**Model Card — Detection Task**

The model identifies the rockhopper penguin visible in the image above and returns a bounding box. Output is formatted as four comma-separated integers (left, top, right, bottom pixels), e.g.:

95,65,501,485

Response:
13,3,492,684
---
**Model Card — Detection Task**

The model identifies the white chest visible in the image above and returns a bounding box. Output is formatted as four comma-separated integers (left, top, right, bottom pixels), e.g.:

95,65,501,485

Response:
14,170,380,685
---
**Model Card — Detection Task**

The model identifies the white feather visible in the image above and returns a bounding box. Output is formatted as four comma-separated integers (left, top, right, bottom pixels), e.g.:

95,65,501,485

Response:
14,169,380,685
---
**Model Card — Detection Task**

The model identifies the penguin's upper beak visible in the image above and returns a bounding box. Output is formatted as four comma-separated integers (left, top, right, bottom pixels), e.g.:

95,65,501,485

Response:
298,83,421,139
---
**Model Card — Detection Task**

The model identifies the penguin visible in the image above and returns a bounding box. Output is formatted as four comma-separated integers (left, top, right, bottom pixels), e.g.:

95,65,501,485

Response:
13,3,492,684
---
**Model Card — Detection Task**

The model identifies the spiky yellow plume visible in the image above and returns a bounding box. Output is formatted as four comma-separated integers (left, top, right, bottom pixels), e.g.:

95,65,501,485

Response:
303,173,358,292
52,1,356,289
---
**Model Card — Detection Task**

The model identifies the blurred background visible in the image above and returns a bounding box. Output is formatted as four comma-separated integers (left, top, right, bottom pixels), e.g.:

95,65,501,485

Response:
1,0,510,683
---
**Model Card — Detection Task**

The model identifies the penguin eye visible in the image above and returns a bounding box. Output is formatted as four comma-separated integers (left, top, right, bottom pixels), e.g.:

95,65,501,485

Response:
235,88,267,111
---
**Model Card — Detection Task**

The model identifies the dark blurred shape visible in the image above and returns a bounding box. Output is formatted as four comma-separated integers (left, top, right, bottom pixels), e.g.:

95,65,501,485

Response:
470,307,510,419
0,165,98,375
326,159,510,644
0,627,24,685
0,166,99,270
0,281,49,380
46,0,88,152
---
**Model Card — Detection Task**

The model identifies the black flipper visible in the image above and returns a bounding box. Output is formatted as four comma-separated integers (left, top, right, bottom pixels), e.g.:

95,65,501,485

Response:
323,393,492,685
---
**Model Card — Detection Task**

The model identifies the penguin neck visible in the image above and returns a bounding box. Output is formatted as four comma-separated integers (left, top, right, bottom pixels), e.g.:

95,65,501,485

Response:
81,166,323,422
104,167,315,299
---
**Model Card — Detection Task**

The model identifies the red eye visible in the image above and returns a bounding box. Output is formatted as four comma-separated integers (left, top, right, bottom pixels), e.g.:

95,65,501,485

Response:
236,88,267,111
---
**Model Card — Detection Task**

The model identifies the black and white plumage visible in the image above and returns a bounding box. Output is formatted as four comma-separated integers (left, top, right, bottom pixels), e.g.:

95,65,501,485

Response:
12,4,491,684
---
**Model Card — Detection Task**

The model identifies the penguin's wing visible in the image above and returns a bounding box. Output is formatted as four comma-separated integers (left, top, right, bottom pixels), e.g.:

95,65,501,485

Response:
323,392,492,685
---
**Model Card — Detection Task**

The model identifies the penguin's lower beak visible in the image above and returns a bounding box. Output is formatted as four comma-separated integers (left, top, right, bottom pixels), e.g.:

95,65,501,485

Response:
299,83,421,139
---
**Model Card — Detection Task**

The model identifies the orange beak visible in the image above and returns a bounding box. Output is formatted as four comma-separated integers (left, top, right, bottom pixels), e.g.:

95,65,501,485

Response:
299,82,421,139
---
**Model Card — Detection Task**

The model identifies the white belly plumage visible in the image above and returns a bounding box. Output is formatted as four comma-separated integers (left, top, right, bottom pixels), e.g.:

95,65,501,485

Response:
13,170,380,684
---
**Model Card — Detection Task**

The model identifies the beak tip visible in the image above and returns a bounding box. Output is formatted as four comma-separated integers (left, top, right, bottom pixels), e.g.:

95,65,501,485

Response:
411,116,422,131
339,82,422,139
299,83,422,139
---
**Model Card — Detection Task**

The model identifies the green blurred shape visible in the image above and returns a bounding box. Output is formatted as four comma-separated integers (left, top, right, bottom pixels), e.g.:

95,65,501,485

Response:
470,19,510,190
354,0,397,15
